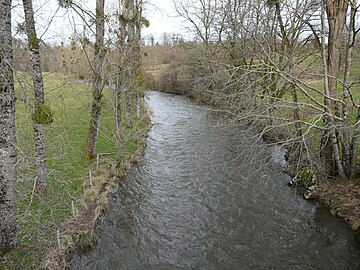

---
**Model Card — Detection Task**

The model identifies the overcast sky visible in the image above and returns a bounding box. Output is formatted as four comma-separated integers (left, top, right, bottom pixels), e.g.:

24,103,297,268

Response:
142,0,184,40
12,0,185,44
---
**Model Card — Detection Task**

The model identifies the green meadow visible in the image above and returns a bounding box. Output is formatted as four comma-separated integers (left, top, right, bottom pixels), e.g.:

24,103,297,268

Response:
1,72,149,268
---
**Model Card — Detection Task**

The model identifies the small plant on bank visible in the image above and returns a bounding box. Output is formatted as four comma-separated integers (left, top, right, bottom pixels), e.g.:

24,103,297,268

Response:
288,169,317,199
73,230,98,253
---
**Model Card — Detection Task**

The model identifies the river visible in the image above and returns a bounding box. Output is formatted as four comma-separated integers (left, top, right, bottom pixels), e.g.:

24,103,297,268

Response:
73,91,360,269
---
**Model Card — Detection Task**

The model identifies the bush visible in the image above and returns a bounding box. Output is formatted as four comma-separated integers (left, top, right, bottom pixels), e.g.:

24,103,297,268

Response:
288,169,317,199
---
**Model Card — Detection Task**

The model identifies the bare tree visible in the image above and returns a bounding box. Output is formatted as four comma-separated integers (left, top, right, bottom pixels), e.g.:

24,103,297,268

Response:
173,0,359,180
85,0,106,159
341,0,359,179
134,0,145,119
115,63,123,163
123,0,134,128
114,0,127,163
23,0,50,192
319,0,349,178
175,0,223,46
0,0,18,252
118,0,145,127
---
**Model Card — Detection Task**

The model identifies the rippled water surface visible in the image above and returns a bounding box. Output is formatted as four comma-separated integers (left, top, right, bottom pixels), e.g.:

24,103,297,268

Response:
73,91,360,269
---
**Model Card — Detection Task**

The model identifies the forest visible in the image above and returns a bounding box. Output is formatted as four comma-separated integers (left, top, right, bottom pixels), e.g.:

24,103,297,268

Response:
1,0,360,268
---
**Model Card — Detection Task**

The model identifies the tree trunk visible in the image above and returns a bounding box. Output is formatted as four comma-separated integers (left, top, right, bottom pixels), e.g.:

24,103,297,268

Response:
349,108,360,178
134,0,143,119
325,0,348,101
136,95,141,119
290,85,302,137
124,87,132,127
320,0,348,178
342,0,356,179
124,0,134,128
115,66,123,164
114,0,129,165
0,0,18,252
85,0,105,159
23,0,48,192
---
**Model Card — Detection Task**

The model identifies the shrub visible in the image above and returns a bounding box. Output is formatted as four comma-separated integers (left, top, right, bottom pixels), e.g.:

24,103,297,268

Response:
288,169,317,199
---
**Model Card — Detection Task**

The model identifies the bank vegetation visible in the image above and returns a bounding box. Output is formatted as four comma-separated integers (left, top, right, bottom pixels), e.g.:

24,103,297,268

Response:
142,0,360,232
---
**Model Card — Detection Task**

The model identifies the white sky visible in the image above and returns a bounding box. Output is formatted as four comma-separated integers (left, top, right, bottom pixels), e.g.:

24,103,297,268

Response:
142,0,183,40
11,0,185,44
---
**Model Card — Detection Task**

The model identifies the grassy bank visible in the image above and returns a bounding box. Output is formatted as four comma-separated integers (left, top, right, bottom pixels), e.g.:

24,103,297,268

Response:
0,73,150,269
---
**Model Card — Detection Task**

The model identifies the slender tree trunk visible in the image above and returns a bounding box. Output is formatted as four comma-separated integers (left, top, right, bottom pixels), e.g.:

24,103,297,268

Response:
115,0,127,164
124,87,132,127
349,108,360,178
0,0,17,252
124,0,135,128
290,85,302,137
85,0,105,159
273,1,302,138
134,0,143,119
342,0,357,179
23,0,48,192
136,94,141,119
115,65,123,164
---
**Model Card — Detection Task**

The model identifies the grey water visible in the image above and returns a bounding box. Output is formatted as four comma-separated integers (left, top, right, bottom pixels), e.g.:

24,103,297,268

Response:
73,91,360,269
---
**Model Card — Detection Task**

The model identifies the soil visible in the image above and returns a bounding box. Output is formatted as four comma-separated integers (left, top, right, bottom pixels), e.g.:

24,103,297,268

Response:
315,179,360,232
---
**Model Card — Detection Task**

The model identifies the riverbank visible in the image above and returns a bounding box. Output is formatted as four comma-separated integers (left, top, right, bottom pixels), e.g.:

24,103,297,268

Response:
266,132,360,235
316,180,360,232
277,136,360,234
0,73,151,269
41,118,150,269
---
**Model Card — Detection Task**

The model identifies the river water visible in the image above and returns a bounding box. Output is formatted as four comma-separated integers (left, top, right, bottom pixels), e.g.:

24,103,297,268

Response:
73,91,360,269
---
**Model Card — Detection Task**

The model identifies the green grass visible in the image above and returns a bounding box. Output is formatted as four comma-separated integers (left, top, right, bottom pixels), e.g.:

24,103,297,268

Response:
1,72,149,269
257,52,360,157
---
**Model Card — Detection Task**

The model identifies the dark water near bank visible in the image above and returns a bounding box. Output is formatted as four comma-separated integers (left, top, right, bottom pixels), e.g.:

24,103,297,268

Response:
73,91,359,269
